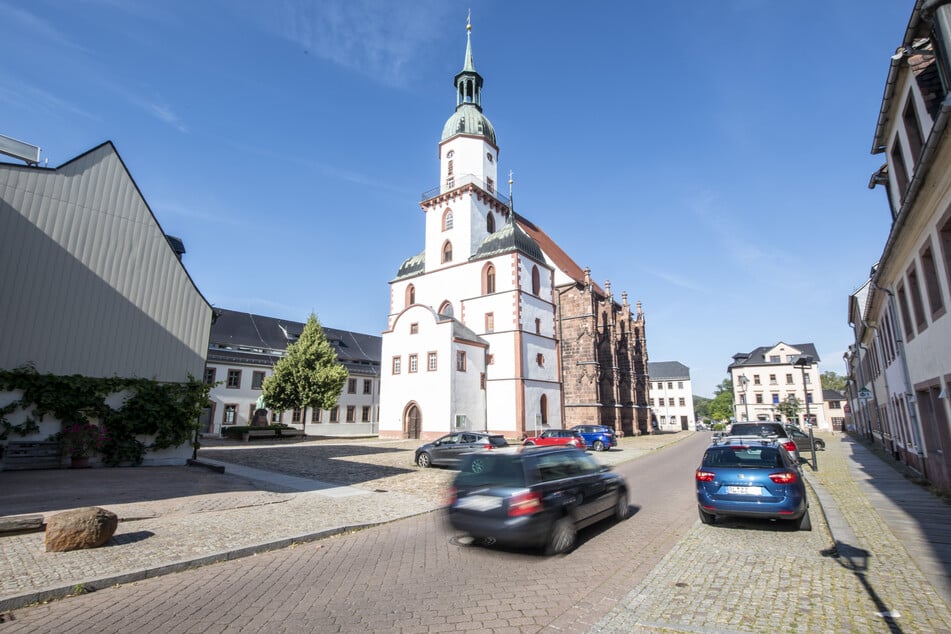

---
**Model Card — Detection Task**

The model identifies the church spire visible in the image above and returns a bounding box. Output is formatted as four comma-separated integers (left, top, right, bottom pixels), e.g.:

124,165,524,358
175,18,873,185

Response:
455,13,483,111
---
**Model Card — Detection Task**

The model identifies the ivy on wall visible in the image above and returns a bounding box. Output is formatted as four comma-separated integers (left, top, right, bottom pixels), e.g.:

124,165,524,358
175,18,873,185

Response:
0,366,210,466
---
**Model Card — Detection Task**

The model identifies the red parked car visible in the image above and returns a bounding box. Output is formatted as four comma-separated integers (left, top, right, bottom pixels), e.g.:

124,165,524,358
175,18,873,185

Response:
522,429,585,449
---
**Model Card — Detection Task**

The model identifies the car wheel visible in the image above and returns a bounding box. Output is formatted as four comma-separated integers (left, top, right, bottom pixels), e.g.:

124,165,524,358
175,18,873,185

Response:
524,441,535,446
416,452,432,468
815,439,826,451
795,509,812,531
614,489,628,521
545,516,577,555
593,440,605,452
698,508,715,525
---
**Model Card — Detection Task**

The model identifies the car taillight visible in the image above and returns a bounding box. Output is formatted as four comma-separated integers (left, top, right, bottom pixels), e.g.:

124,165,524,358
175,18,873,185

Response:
508,491,543,517
447,486,458,505
783,441,797,454
482,443,493,450
695,469,715,482
769,471,798,484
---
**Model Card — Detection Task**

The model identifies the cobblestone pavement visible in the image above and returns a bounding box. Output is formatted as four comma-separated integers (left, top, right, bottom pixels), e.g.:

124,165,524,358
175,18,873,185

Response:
594,432,951,633
0,432,685,611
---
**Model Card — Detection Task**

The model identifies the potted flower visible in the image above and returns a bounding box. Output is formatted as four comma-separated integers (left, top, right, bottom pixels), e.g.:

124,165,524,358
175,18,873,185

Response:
58,423,108,468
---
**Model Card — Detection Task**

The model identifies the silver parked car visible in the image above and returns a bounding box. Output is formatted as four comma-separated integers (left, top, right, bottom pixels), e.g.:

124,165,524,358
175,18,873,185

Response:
415,432,509,469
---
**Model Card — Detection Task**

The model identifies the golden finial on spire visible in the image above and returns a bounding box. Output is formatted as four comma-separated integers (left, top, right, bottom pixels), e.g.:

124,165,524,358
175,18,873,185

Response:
508,169,514,196
467,9,472,32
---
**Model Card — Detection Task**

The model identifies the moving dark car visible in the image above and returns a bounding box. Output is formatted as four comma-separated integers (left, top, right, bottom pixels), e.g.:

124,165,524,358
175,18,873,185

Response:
446,446,629,554
784,424,826,452
696,437,810,530
415,432,509,469
570,424,617,451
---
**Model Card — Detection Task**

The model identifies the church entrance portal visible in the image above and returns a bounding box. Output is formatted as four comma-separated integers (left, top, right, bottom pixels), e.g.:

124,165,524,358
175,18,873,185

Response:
404,403,421,439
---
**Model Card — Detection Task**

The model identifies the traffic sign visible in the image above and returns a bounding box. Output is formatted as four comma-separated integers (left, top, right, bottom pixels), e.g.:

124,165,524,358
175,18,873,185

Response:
858,388,873,401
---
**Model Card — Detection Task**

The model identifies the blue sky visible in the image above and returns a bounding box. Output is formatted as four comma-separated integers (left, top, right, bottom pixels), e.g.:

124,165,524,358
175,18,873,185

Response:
1,0,914,397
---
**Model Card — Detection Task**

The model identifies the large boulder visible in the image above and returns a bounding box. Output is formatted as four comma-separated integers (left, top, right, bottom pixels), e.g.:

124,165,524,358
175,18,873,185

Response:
45,507,118,552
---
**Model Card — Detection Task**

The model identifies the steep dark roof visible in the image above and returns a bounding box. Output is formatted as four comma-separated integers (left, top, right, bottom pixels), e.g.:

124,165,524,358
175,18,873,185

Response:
823,389,846,401
472,215,544,262
728,343,820,370
209,309,381,376
647,361,690,380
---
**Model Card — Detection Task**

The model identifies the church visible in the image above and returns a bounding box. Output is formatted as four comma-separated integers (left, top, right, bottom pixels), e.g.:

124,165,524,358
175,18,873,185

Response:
379,20,651,441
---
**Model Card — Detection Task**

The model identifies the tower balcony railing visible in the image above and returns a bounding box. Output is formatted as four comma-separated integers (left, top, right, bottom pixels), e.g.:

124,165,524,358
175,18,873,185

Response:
420,173,510,207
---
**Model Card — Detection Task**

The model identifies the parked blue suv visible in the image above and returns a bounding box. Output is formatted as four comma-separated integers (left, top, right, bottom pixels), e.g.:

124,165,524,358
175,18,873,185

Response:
569,425,617,452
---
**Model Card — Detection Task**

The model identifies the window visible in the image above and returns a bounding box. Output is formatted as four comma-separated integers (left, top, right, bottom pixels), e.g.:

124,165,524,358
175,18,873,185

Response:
772,393,779,404
487,213,495,233
921,243,945,318
677,382,683,389
755,393,763,404
392,356,401,374
329,406,339,423
667,382,673,389
363,379,372,395
271,411,282,423
223,404,237,425
907,263,927,331
480,372,486,389
806,392,813,404
406,284,415,306
891,142,909,197
447,159,453,176
897,282,915,339
939,211,951,295
532,266,540,296
428,351,437,371
312,408,322,423
348,378,357,394
535,318,541,335
442,241,453,263
903,96,924,162
362,406,371,422
456,351,467,371
679,398,685,406
252,371,265,390
650,398,655,407
540,394,549,425
485,313,494,333
769,355,780,363
292,408,302,423
487,177,494,193
446,150,454,158
769,374,777,384
536,353,545,367
487,152,494,163
346,406,356,423
410,323,419,334
439,301,453,317
204,368,216,385
753,375,761,385
785,374,794,385
226,369,241,389
443,209,453,231
484,264,496,294
409,354,418,373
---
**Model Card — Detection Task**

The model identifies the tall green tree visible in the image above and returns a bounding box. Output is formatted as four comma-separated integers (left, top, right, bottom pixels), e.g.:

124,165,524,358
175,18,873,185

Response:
708,379,734,422
820,371,846,392
262,314,348,434
775,396,802,423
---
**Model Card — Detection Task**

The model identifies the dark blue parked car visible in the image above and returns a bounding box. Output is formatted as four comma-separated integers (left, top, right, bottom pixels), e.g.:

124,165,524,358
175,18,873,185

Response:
569,425,617,452
695,438,810,530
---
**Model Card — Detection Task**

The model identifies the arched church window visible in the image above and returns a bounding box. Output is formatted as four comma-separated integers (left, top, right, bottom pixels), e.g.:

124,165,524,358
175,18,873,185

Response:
439,301,454,318
443,209,453,231
486,213,495,233
406,284,415,307
484,263,496,294
446,150,454,159
487,152,494,163
540,395,549,426
442,241,453,263
531,266,540,296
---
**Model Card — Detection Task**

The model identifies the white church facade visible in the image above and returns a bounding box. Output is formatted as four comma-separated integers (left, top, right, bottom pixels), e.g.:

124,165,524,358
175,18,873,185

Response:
379,21,650,441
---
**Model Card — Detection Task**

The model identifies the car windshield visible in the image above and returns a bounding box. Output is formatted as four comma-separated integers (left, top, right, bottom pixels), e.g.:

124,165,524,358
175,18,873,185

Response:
703,446,784,468
456,455,527,487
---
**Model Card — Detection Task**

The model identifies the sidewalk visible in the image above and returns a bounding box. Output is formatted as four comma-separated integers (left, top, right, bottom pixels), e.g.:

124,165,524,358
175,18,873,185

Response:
0,432,688,612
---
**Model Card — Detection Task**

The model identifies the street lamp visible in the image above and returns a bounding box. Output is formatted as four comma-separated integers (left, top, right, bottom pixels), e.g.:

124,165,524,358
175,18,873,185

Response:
794,355,818,470
738,375,750,421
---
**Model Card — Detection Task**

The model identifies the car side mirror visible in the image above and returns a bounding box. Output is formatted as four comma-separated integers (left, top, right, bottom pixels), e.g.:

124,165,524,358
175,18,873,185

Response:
433,440,441,446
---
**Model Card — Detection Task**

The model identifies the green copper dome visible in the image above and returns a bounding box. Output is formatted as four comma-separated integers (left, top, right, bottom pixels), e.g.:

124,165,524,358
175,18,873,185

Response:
441,104,496,145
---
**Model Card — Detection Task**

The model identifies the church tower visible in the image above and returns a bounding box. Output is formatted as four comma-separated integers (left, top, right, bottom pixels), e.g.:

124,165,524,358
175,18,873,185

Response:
379,18,563,441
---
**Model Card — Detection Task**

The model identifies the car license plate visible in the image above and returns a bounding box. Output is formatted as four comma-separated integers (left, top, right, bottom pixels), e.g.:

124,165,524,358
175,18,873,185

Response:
457,495,501,511
726,486,762,495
